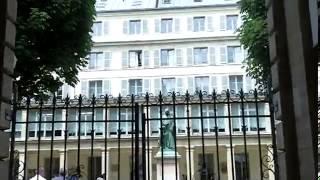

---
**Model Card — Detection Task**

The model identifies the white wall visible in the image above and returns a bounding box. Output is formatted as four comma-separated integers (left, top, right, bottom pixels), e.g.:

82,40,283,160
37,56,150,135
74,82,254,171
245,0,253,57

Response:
92,7,240,43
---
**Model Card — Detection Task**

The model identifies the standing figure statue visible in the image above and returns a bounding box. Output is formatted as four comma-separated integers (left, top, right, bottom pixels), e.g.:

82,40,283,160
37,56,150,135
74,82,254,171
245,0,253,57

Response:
161,109,175,151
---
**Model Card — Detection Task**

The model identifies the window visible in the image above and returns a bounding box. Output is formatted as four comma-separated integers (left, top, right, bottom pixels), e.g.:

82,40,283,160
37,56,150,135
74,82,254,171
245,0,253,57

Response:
163,0,171,4
129,50,142,68
109,108,132,135
235,154,250,180
226,15,238,31
160,49,175,66
56,87,63,99
193,17,205,32
195,76,209,93
229,75,243,92
89,80,103,96
67,109,103,137
89,52,104,70
161,19,173,33
28,110,63,138
129,79,142,95
198,154,214,179
194,47,208,64
92,22,102,36
227,46,241,63
162,78,175,94
129,20,141,34
231,103,266,132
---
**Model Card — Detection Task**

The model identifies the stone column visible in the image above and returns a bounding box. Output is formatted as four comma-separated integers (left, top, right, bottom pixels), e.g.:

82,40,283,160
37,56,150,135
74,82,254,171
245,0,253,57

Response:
226,145,235,180
185,146,195,180
266,0,317,179
146,148,152,180
18,152,25,180
101,149,110,180
59,151,66,172
0,0,17,180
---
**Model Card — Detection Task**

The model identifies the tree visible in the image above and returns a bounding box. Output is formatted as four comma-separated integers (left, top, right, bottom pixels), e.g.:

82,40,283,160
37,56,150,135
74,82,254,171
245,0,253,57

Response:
238,0,269,89
15,0,96,98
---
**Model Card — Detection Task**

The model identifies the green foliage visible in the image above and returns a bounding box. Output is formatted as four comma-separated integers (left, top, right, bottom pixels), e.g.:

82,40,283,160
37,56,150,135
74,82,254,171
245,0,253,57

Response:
15,0,96,98
238,0,270,89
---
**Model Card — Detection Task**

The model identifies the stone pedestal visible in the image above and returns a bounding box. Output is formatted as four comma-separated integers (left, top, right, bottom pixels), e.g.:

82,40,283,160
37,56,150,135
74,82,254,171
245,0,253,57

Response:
155,150,181,180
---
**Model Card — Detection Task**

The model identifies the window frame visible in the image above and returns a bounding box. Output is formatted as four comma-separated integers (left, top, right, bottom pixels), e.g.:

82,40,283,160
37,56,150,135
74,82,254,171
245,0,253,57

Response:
129,20,142,34
88,80,103,97
193,16,205,32
226,15,238,31
194,76,209,93
88,52,104,70
128,79,143,95
128,50,142,68
160,18,173,33
229,75,243,93
92,21,102,36
160,49,175,66
161,78,176,94
193,47,208,65
227,46,241,64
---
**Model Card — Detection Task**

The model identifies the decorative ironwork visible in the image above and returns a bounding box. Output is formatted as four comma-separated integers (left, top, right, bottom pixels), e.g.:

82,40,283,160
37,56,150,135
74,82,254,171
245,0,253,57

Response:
9,89,276,180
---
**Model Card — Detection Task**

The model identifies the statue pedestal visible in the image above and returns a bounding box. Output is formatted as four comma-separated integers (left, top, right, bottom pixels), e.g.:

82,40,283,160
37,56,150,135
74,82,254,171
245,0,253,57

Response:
155,150,181,180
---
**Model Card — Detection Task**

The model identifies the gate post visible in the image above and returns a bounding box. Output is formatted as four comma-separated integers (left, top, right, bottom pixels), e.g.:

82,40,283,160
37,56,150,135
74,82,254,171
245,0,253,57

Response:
134,103,140,180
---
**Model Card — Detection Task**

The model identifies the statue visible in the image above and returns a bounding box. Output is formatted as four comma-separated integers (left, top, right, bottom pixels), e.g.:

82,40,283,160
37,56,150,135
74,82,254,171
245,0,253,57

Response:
161,109,175,151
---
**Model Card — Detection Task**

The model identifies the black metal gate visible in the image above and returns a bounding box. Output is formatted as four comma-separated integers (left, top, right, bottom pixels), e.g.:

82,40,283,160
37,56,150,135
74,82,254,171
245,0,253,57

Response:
8,89,278,180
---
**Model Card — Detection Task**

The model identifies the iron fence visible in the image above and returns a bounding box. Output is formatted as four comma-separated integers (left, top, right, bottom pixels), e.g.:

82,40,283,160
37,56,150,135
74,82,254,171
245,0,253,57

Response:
9,89,278,180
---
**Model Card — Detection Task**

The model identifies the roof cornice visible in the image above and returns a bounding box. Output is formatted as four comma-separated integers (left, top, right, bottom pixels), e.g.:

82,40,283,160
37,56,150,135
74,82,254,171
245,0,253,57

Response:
96,3,238,15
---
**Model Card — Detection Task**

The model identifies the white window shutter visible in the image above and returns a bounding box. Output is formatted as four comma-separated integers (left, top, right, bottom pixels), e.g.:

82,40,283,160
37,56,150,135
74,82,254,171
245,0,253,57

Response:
143,20,148,33
103,21,109,35
122,51,128,68
176,49,183,66
187,48,193,65
219,47,226,64
220,15,226,31
237,15,242,29
245,76,253,92
121,80,128,96
235,47,243,63
209,47,216,65
104,52,112,69
221,76,229,91
207,16,214,32
174,18,180,33
154,50,160,67
62,85,69,98
123,21,128,34
187,77,194,94
210,76,218,92
143,50,149,67
155,19,160,33
187,17,193,31
103,80,111,95
153,79,161,95
143,79,150,93
176,78,185,93
81,80,88,97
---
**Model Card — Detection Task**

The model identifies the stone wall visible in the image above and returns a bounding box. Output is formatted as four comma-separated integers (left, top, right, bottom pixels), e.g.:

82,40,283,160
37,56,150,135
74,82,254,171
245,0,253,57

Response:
266,0,317,179
0,0,17,179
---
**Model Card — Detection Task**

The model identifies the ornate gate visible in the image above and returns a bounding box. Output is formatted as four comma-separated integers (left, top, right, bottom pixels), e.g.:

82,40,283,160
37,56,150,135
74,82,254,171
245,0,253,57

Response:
8,89,278,180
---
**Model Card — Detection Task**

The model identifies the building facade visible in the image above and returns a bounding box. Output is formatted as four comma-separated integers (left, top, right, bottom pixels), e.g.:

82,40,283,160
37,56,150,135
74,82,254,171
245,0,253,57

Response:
13,1,275,180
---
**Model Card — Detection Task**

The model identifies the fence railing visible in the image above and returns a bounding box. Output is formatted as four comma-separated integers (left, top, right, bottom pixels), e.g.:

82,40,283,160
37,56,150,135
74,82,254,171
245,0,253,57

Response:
9,89,278,180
